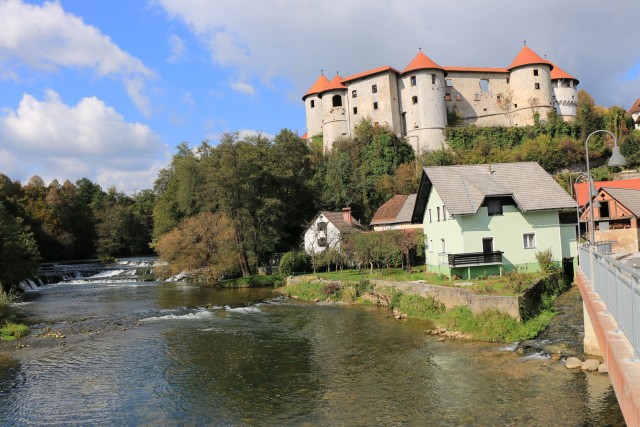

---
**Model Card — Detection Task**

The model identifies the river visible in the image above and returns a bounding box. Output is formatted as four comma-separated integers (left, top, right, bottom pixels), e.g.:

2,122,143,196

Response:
0,260,626,426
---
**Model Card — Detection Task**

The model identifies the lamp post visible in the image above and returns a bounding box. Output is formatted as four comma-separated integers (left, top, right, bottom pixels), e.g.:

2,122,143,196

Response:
572,173,597,244
584,130,627,245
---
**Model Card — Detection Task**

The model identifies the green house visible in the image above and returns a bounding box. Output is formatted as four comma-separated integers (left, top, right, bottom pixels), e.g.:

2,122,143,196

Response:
411,162,577,279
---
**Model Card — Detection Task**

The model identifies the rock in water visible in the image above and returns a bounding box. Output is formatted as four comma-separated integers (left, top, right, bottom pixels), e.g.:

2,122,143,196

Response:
598,363,608,374
565,357,582,369
581,359,600,372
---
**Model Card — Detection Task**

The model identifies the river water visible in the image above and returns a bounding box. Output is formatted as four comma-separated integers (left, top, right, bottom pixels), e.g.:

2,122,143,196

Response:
0,261,626,426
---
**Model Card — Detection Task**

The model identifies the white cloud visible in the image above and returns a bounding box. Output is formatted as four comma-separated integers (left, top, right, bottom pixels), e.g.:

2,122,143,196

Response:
154,0,640,108
0,0,155,114
229,81,255,95
167,33,186,63
0,91,168,193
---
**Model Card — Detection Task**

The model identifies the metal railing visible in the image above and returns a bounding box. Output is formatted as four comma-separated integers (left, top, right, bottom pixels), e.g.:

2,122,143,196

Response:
579,245,640,361
447,251,503,267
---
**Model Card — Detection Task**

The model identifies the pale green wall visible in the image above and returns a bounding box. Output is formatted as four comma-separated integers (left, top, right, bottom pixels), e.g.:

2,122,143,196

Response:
423,188,463,269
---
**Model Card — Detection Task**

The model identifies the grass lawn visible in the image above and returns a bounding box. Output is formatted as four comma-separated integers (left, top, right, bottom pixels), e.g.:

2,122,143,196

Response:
220,275,285,288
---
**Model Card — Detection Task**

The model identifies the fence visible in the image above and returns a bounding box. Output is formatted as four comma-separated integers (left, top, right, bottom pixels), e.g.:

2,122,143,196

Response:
579,245,640,361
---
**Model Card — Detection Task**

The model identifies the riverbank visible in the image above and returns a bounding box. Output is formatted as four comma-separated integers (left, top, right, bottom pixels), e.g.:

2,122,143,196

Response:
277,272,567,342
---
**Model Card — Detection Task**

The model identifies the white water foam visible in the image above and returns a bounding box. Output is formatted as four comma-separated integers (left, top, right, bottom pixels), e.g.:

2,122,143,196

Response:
141,309,214,322
497,342,520,351
518,351,550,361
225,305,261,314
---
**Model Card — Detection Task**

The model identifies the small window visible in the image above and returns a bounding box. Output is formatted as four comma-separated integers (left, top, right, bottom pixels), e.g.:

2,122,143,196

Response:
599,201,610,218
353,107,358,115
506,77,510,84
428,209,432,223
440,238,445,253
372,85,377,93
533,69,539,76
487,199,503,216
569,80,574,88
446,79,453,87
317,221,327,232
374,121,379,127
310,100,315,108
445,93,451,101
436,207,441,222
352,90,357,98
496,94,501,101
332,95,342,107
432,74,436,84
412,96,418,104
442,206,446,220
534,83,540,90
410,76,417,86
480,79,489,93
523,233,536,249
514,103,518,108
373,102,379,110
317,237,327,247
456,93,461,101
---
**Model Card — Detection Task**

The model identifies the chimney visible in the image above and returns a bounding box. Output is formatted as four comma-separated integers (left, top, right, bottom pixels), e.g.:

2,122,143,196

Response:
342,207,352,224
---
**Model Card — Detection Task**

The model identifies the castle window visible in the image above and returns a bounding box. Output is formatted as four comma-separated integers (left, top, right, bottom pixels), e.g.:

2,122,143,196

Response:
373,102,379,110
410,76,417,86
446,79,453,87
456,93,462,101
480,79,489,93
374,121,379,127
534,69,539,76
535,83,540,90
352,90,357,98
514,103,518,108
570,81,574,88
412,96,418,104
445,93,451,101
432,74,436,84
372,84,377,93
506,77,510,84
310,100,315,108
353,107,358,115
332,95,342,107
496,94,501,101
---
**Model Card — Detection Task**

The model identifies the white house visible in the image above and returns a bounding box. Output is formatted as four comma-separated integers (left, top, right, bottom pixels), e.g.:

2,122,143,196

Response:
304,208,366,254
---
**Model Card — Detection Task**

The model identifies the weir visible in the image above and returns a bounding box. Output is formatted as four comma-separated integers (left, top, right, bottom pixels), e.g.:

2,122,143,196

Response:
578,245,640,426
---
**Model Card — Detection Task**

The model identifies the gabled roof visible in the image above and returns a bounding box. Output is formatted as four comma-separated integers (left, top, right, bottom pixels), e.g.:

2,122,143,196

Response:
574,179,640,207
342,65,399,83
370,194,417,225
629,98,640,114
321,74,346,92
402,51,445,74
318,211,366,233
413,162,575,220
303,74,330,99
601,187,640,217
507,46,553,71
549,62,579,84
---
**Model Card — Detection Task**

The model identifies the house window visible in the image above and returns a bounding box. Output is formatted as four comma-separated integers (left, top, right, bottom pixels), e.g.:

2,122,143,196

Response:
353,107,358,115
429,239,434,252
534,83,540,90
332,95,342,107
441,238,446,253
533,69,539,76
373,102,379,110
442,206,446,220
410,76,417,86
317,237,328,247
412,96,418,104
372,84,377,93
599,201,610,218
436,207,441,221
432,74,436,84
523,232,536,249
445,93,451,101
487,199,503,216
352,90,357,98
428,209,432,223
310,100,315,108
317,221,327,232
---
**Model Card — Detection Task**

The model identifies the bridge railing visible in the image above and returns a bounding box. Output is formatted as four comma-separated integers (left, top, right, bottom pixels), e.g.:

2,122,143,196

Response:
579,245,640,361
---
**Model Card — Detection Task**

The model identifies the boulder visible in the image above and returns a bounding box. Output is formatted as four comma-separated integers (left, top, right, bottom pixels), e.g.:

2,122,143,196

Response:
598,363,608,374
565,357,582,369
581,359,600,372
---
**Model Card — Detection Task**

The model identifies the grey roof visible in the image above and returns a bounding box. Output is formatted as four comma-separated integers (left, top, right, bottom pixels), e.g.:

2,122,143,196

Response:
423,162,576,215
319,211,367,233
601,187,640,216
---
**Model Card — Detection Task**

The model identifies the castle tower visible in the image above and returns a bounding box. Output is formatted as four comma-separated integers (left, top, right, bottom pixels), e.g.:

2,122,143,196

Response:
302,73,330,141
550,62,579,121
506,45,554,126
320,75,348,152
399,51,447,153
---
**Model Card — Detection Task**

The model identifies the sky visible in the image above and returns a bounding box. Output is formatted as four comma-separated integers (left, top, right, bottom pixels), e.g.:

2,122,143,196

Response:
1,0,639,194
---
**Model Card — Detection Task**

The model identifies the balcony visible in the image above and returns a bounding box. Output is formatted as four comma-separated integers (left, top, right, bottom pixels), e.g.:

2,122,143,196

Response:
446,251,503,267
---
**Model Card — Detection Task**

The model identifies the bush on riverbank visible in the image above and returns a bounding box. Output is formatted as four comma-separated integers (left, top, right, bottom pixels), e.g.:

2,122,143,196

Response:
0,291,29,341
220,275,284,288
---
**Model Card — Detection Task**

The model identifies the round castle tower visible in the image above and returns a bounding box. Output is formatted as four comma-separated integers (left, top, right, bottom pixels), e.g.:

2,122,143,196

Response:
399,51,447,153
550,63,579,121
506,46,554,126
319,75,348,153
302,73,330,142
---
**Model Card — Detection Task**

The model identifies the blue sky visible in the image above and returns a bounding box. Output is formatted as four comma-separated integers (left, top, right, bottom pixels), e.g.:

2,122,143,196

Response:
1,0,639,193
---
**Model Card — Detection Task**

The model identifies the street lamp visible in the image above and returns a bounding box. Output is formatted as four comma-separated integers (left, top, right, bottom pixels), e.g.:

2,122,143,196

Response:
572,173,598,244
584,130,627,244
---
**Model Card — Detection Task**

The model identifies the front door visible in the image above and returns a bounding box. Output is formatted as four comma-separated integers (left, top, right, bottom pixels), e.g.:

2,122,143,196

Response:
482,237,493,254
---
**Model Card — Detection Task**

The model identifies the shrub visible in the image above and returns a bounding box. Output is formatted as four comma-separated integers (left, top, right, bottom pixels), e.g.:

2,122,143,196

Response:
0,322,29,340
535,248,559,275
323,282,341,295
279,250,309,276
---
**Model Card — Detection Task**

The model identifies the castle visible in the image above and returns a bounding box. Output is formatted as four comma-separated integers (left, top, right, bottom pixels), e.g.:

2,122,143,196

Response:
302,45,579,154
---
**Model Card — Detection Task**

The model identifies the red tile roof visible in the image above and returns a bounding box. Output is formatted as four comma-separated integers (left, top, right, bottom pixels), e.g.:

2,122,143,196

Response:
321,74,346,92
402,51,444,74
574,179,640,207
301,132,308,140
303,74,330,99
444,66,508,74
629,98,640,114
549,62,579,84
371,195,409,224
342,65,399,83
507,46,553,71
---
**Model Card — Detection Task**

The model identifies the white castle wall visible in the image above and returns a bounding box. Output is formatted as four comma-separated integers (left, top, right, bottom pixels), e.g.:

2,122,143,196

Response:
507,64,554,126
345,72,402,135
553,81,578,120
305,94,324,138
321,89,348,152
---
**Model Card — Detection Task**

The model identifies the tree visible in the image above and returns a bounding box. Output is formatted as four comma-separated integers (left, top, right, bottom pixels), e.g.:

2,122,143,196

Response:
154,211,240,282
0,202,40,292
